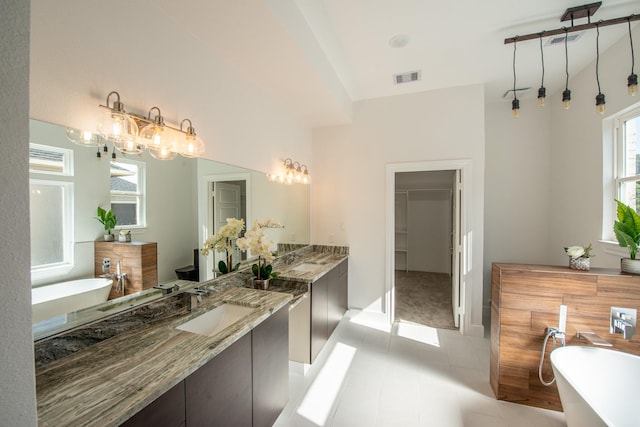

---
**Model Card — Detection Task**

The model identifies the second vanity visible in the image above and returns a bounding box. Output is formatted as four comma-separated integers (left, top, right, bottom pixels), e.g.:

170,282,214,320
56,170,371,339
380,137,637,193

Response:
35,245,349,426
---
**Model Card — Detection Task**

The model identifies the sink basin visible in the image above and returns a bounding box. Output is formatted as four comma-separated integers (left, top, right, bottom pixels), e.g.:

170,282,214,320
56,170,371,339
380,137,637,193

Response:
291,263,322,272
176,303,254,337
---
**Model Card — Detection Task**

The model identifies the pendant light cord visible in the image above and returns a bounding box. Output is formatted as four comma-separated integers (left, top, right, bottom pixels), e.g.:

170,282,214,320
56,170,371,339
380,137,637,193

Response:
564,28,569,90
513,38,517,100
596,24,602,94
539,34,545,87
630,18,636,74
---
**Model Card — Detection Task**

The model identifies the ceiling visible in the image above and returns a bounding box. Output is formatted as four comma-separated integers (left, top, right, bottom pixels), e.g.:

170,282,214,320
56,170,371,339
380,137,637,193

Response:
153,0,640,127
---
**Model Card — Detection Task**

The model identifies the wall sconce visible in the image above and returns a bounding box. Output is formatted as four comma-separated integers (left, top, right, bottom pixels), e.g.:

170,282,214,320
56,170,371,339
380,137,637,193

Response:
66,90,206,160
267,158,310,185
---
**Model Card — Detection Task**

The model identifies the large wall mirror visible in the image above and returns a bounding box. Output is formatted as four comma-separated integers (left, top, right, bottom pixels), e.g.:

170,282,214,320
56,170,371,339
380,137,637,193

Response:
30,119,310,337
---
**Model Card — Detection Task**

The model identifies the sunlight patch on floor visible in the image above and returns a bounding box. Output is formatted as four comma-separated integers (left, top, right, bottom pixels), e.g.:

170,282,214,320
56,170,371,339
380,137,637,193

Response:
348,310,391,333
395,320,440,347
296,342,357,425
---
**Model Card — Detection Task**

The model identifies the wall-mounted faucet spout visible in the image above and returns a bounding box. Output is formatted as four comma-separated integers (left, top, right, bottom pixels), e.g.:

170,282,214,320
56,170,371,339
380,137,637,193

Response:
577,331,612,347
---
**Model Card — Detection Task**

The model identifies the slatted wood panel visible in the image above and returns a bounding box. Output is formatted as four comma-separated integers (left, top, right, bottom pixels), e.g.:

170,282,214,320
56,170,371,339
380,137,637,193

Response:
94,241,158,299
491,263,640,411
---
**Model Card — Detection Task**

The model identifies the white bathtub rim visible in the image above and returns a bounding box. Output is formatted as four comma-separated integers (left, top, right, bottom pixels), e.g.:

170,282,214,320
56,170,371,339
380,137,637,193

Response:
32,278,112,306
551,346,638,427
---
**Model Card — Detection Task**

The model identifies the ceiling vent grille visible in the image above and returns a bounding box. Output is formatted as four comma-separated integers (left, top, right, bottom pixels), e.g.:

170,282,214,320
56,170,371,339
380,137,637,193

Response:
394,70,421,85
546,32,582,46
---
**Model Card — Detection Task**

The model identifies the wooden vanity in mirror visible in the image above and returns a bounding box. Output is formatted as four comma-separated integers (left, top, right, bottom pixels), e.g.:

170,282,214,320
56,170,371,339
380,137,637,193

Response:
94,241,158,299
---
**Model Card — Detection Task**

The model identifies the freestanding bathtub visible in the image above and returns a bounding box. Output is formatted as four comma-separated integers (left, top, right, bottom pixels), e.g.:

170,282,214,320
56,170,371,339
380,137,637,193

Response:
32,278,113,323
551,345,639,427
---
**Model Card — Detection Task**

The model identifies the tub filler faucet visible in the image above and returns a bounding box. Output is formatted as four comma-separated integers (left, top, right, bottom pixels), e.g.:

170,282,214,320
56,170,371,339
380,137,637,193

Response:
101,260,127,295
576,331,612,347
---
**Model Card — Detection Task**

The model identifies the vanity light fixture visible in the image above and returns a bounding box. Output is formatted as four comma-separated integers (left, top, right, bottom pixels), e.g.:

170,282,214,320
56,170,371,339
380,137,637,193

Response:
594,24,606,114
537,33,547,107
67,90,206,160
628,18,638,96
511,38,520,118
267,158,311,185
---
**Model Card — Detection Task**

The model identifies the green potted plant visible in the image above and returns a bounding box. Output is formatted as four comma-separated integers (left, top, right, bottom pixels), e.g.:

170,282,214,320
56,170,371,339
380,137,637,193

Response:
96,207,117,241
613,199,640,274
236,219,283,289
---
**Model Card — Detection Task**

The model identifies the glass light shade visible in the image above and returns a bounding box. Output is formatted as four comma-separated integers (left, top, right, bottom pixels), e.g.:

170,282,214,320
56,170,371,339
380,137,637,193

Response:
139,123,178,160
97,109,138,147
66,127,100,147
114,137,144,155
179,134,205,158
301,171,310,184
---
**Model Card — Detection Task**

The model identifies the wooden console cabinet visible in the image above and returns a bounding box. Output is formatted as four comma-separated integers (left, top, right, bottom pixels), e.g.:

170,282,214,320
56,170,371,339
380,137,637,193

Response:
94,241,158,299
491,263,640,411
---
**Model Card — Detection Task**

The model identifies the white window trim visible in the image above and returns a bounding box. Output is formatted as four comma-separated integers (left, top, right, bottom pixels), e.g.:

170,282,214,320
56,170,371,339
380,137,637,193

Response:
603,101,640,244
29,179,75,281
29,142,74,177
111,158,147,230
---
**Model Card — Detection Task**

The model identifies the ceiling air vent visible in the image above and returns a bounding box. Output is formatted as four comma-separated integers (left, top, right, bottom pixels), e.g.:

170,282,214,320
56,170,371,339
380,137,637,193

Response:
394,70,421,85
546,32,582,46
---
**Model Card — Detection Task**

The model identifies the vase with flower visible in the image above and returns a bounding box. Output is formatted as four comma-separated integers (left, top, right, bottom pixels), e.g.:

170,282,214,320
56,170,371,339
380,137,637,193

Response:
201,217,245,275
564,244,593,271
237,218,283,289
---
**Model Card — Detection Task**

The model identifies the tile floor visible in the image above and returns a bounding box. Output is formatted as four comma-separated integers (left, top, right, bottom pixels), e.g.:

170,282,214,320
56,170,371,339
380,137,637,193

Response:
273,310,567,427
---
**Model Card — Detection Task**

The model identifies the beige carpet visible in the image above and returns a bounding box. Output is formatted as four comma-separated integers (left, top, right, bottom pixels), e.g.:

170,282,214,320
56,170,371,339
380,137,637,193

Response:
395,270,457,330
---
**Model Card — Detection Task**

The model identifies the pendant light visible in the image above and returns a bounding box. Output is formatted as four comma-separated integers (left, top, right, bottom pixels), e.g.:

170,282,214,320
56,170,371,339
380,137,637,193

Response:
628,18,638,96
537,33,546,107
562,28,572,110
511,38,520,118
178,119,205,158
594,24,606,114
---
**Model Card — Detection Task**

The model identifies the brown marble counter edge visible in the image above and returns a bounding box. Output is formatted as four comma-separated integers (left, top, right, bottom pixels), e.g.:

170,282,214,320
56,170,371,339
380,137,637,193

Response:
492,262,629,277
36,288,292,427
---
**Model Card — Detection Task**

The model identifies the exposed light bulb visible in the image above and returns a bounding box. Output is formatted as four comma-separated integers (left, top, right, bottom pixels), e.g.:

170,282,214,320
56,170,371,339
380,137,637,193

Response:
511,98,520,118
537,87,546,107
629,74,638,96
595,93,606,114
562,89,571,110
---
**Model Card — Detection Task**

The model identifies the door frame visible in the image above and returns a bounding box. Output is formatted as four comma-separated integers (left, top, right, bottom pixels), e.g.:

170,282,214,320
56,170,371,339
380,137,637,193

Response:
198,172,252,281
385,159,471,334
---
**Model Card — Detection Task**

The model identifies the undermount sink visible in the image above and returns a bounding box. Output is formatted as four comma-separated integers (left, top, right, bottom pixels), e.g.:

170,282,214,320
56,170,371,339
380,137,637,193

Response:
291,263,323,272
176,303,255,337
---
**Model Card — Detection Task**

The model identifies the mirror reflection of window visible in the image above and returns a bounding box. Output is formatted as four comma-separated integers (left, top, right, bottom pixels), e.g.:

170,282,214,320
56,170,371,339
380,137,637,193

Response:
110,160,146,228
28,144,74,279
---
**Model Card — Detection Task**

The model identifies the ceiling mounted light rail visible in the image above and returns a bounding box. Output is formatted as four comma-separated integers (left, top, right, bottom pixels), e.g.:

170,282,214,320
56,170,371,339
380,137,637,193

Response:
66,90,205,160
503,2,640,116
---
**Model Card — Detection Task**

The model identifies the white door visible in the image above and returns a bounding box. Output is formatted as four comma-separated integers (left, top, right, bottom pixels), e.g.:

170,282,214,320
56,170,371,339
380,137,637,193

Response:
213,182,242,270
451,170,462,328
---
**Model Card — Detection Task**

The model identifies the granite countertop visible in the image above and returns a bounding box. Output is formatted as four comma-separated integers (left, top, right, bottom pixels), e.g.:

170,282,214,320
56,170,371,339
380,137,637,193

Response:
35,286,292,427
276,252,347,283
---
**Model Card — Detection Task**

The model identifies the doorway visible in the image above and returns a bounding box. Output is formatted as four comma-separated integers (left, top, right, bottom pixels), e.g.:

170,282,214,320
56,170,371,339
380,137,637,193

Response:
394,171,457,329
385,160,469,333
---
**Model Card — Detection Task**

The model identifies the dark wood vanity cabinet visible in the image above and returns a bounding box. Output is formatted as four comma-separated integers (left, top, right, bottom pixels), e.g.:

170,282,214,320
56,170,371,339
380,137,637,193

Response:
121,381,186,427
292,258,349,364
120,305,289,427
185,333,253,426
252,304,289,427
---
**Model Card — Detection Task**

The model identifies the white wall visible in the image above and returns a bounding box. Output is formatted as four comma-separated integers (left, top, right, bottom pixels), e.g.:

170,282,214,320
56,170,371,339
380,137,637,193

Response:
407,190,451,273
312,85,485,335
29,0,312,175
0,0,38,424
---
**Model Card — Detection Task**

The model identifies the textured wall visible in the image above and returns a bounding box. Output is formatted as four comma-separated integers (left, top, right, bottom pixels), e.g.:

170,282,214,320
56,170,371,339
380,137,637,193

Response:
0,0,38,424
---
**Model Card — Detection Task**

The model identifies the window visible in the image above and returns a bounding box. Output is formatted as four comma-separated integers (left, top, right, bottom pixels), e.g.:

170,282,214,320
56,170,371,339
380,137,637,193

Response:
616,109,640,211
110,159,146,228
29,144,74,279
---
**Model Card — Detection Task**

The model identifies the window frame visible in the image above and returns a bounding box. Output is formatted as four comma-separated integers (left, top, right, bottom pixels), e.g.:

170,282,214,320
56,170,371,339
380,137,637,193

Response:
110,158,147,230
29,144,75,280
601,103,640,256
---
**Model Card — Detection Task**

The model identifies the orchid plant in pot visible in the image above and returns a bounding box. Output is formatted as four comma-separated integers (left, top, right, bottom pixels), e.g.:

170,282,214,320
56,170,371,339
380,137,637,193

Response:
201,217,245,275
613,199,640,274
236,219,283,289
